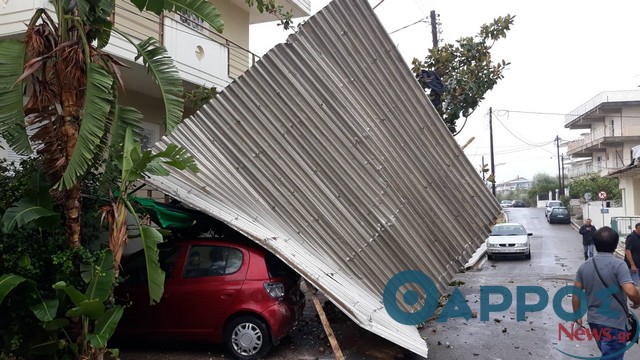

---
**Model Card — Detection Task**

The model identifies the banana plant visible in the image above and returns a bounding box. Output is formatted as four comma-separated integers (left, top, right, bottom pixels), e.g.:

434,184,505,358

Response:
0,250,123,359
0,0,222,250
99,127,198,302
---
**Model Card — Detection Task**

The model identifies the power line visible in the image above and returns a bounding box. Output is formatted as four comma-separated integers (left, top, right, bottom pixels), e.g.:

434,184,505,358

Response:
494,108,640,120
389,16,429,35
492,112,556,152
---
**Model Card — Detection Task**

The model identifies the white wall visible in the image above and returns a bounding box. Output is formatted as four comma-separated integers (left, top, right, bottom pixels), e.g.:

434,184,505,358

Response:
581,201,626,229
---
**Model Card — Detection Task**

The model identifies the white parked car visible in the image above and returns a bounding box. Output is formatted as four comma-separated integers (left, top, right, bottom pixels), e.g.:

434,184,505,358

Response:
486,223,532,260
545,201,563,218
500,200,513,208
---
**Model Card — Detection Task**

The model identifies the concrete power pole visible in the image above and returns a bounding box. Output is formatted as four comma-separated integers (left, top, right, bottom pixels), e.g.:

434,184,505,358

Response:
490,107,496,196
430,10,439,49
556,135,563,197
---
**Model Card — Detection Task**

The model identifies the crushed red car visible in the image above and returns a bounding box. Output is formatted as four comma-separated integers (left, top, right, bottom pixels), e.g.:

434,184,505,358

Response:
115,238,305,360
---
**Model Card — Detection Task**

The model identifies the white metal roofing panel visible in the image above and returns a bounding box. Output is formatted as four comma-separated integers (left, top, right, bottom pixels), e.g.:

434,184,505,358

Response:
146,0,501,357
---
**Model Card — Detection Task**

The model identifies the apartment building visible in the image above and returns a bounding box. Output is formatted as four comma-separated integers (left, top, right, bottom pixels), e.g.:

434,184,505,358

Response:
495,176,532,193
0,0,311,163
565,90,640,178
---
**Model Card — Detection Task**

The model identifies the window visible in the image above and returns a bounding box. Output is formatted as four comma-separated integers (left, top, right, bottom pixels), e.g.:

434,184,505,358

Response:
183,245,243,278
140,122,160,151
552,208,568,215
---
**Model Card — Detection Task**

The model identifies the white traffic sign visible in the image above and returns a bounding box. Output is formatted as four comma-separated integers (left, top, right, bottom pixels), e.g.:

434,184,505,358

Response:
598,191,607,200
584,192,592,201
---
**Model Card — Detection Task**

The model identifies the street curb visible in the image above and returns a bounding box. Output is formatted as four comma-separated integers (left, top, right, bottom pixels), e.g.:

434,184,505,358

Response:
465,211,509,270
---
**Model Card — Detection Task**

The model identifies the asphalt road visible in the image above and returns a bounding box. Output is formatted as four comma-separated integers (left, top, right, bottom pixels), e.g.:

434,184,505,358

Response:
117,207,640,359
423,207,640,360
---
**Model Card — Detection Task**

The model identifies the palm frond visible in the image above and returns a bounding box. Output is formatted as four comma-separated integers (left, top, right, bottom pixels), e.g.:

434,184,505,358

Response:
139,225,165,304
2,198,59,234
115,31,183,135
0,40,31,156
111,106,144,151
147,143,199,175
100,106,144,192
167,0,224,33
57,64,114,190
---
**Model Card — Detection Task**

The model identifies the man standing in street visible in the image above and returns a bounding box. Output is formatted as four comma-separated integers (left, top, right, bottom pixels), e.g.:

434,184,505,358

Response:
573,227,640,360
625,222,640,285
579,218,596,260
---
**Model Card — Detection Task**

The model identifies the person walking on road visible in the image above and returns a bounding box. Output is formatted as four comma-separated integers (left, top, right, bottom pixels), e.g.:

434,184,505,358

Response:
579,218,596,260
625,222,640,285
573,227,640,360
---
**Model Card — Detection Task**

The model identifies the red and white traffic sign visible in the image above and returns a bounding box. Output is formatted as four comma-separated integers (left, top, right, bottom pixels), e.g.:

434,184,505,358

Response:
598,191,607,200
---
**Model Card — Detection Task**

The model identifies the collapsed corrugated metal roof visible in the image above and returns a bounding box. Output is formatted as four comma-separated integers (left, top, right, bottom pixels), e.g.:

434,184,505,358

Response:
145,0,501,357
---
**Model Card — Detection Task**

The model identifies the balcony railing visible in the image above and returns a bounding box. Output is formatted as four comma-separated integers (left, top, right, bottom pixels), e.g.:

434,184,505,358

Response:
567,127,607,154
565,90,640,126
113,1,260,88
0,1,261,89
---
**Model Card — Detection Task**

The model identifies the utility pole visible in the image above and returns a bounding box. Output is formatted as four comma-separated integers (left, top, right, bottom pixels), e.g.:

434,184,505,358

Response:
556,135,563,197
490,107,496,196
430,10,439,49
561,153,566,195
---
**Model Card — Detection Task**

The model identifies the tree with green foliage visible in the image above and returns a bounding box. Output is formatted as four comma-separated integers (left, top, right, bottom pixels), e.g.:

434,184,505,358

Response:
526,173,558,201
412,14,515,134
569,174,621,201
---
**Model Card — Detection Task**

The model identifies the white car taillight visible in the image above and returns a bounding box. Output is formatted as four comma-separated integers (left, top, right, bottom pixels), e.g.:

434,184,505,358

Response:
264,281,285,299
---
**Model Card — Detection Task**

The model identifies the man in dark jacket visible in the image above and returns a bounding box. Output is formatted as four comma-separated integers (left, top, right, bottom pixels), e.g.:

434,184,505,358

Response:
625,222,640,285
573,227,640,359
579,218,596,260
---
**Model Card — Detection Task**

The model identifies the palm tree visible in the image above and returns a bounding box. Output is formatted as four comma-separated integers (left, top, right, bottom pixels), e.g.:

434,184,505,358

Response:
0,0,223,304
0,0,222,248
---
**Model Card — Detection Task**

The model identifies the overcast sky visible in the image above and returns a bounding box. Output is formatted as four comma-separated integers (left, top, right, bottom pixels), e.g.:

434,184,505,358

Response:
249,0,640,184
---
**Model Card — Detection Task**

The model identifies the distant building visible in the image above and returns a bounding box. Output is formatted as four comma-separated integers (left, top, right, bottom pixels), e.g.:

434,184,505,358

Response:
496,176,532,193
565,90,640,178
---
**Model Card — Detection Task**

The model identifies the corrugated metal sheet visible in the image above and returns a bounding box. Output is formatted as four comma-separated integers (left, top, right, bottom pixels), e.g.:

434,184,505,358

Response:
145,0,501,357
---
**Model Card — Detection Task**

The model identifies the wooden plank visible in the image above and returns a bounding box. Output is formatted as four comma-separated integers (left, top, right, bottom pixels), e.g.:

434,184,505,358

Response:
306,281,345,360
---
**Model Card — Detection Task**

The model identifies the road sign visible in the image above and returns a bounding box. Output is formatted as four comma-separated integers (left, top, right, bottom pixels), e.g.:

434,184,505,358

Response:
601,208,609,214
584,192,592,201
598,191,607,200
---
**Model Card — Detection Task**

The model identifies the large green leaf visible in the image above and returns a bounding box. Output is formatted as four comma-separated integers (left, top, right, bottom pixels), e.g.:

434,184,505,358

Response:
110,106,144,155
140,225,165,304
116,32,184,134
30,299,59,322
0,274,30,304
53,281,87,306
58,64,114,190
85,250,115,303
43,318,70,331
2,198,59,233
121,127,144,183
120,128,198,182
0,40,31,156
87,306,124,348
66,299,105,320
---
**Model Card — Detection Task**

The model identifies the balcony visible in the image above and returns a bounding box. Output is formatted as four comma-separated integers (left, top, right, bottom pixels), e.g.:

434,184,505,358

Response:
567,162,605,178
0,0,263,91
566,126,640,157
565,90,640,129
